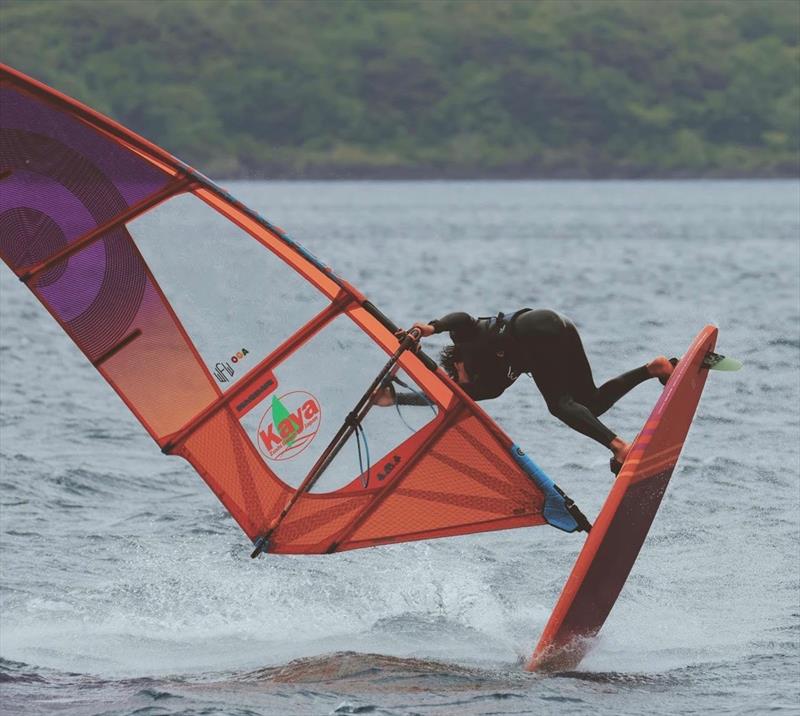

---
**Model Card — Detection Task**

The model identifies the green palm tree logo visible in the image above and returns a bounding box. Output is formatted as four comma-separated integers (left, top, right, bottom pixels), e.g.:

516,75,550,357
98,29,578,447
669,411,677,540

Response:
272,393,297,446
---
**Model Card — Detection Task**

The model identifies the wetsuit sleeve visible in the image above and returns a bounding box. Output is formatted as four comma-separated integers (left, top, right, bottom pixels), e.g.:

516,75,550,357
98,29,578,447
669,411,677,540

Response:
393,391,433,407
429,312,479,341
461,381,507,401
461,369,517,401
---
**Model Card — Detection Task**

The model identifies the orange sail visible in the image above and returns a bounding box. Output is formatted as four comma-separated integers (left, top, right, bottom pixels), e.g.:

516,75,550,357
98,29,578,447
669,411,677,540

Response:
0,63,587,554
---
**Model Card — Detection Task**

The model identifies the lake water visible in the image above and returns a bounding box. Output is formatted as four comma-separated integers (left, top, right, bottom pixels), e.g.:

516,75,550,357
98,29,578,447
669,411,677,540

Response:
1,180,799,715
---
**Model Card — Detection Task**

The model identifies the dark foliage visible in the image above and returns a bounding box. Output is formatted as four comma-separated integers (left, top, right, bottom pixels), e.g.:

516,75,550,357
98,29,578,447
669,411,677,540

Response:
2,0,798,177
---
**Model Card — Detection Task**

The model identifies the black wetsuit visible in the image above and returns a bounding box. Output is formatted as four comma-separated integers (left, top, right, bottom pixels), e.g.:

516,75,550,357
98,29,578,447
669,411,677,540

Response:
426,309,652,447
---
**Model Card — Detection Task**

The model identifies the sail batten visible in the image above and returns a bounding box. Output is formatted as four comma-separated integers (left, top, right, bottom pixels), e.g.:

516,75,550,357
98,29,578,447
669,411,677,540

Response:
161,293,354,454
21,178,193,283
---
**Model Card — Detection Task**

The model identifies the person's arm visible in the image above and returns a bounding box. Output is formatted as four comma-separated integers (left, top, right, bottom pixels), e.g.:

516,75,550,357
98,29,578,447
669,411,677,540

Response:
461,380,507,401
429,312,477,337
394,391,433,406
412,312,479,342
373,385,432,407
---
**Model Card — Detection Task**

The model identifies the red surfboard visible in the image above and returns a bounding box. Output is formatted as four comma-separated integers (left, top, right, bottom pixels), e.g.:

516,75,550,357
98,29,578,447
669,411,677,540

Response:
528,325,718,672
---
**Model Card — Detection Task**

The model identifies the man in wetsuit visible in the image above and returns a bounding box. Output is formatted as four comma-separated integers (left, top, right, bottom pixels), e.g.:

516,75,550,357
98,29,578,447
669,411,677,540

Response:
377,309,674,473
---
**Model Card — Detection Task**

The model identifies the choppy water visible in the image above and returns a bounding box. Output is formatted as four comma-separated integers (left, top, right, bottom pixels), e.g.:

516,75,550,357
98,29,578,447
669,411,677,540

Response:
1,180,799,715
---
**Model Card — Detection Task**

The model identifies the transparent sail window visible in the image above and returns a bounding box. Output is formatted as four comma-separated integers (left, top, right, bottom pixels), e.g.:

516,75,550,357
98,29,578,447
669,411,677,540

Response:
237,313,440,493
128,192,330,390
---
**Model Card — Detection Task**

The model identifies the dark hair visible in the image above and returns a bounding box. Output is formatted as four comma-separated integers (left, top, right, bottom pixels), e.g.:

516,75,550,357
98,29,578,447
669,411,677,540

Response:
439,344,461,381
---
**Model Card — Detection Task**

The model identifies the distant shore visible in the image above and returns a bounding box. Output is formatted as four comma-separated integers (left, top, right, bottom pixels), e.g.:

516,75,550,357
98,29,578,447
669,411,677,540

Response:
210,163,800,181
4,0,798,184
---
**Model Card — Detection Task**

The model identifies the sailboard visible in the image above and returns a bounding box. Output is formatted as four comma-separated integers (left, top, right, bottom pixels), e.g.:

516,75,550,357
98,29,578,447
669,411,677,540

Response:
0,63,590,556
528,325,719,672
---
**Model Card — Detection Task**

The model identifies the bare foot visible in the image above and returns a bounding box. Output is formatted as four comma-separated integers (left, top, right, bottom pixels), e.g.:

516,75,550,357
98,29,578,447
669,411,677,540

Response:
609,436,631,463
647,355,674,382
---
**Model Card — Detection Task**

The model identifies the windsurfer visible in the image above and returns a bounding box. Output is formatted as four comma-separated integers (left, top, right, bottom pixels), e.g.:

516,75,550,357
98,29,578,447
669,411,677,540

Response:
376,309,674,474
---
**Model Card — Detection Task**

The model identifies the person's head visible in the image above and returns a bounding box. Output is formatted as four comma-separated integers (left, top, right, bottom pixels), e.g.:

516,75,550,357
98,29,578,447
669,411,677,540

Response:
439,344,469,385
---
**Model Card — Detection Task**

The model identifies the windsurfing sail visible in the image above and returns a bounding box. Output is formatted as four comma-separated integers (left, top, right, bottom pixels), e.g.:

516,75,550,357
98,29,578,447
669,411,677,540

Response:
0,63,587,555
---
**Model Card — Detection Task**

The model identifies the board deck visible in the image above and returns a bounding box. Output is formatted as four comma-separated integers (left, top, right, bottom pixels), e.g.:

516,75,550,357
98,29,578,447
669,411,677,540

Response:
528,325,718,673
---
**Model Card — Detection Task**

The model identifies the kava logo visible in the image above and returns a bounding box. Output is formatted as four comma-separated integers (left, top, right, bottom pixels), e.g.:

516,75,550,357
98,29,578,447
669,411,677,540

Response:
257,391,321,461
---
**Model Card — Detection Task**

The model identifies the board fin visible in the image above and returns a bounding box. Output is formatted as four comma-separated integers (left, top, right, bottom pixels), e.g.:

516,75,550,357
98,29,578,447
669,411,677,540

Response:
702,351,742,372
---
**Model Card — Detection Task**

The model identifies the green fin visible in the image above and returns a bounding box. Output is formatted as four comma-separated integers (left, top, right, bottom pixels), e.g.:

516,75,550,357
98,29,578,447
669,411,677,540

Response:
703,351,742,372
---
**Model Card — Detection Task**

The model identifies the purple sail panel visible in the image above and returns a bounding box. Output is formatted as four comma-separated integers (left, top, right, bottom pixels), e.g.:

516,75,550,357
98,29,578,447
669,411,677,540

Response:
33,223,147,363
0,85,171,272
31,222,218,439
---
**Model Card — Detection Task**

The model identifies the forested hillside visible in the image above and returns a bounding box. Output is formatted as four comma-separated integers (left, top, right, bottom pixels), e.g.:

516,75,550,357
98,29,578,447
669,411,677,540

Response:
1,0,798,177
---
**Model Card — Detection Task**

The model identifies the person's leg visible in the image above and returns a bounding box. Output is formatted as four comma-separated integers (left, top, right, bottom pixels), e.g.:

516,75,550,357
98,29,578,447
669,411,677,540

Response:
517,313,672,467
585,366,651,416
541,390,619,447
560,321,672,416
524,322,632,466
527,337,619,449
586,357,675,414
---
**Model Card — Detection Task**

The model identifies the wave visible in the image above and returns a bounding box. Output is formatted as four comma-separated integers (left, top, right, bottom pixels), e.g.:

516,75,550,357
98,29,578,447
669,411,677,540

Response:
0,657,46,684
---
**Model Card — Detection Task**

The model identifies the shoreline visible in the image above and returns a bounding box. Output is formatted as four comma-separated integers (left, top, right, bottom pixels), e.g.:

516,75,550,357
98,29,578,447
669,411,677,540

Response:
207,164,800,181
